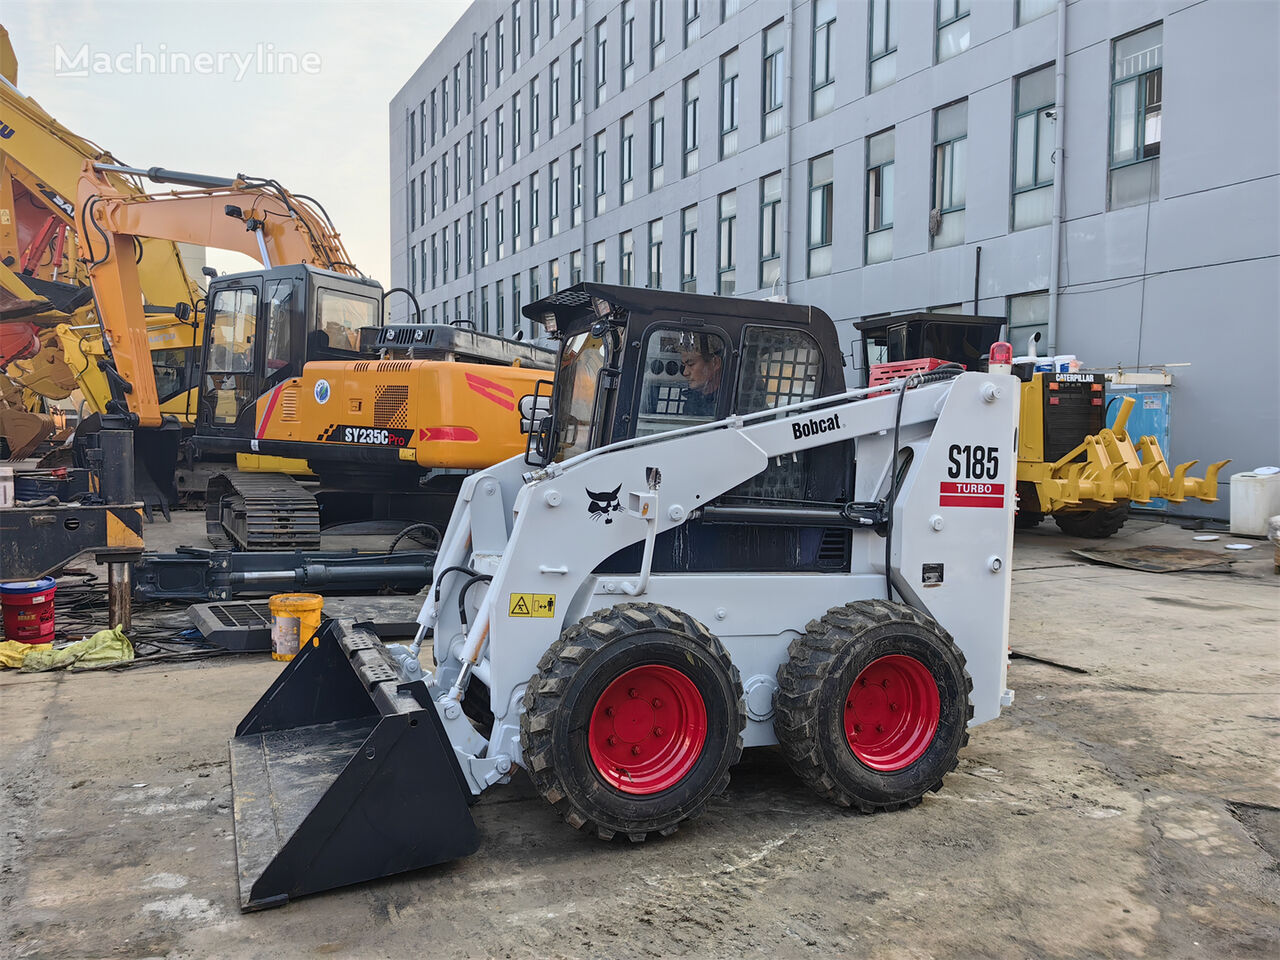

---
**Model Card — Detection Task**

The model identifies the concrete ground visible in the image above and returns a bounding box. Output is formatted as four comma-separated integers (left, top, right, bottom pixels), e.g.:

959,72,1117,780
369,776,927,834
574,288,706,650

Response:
1,516,1276,960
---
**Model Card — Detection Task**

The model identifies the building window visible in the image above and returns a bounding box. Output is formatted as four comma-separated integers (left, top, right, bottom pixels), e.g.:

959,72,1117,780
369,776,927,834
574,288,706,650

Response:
684,0,700,47
466,50,474,112
420,239,428,293
550,258,560,293
1017,0,1054,26
431,234,439,288
512,182,523,252
532,0,542,51
682,74,700,176
481,32,491,100
441,154,450,211
571,145,584,226
593,241,607,281
467,290,475,323
722,0,739,18
620,230,634,285
1109,22,1162,208
530,77,541,148
649,95,665,190
442,77,450,136
466,212,474,270
496,105,506,171
717,190,736,294
550,159,561,235
570,249,583,284
410,243,417,294
571,40,584,123
648,218,663,288
931,100,966,248
409,177,416,230
454,143,462,202
496,192,506,260
807,152,833,277
595,20,608,107
869,0,896,92
681,205,698,292
811,0,835,119
496,279,505,336
512,273,522,336
937,0,970,63
621,113,635,203
513,1,523,69
572,0,581,19
481,201,491,266
1013,65,1055,230
1008,291,1048,355
481,118,490,183
531,172,542,243
454,220,462,278
594,130,608,215
622,0,636,89
529,265,540,306
760,171,782,289
513,94,523,163
550,59,562,136
409,108,416,164
762,20,785,140
551,0,561,37
720,48,739,159
651,0,667,68
442,226,450,281
481,285,490,332
429,91,439,149
453,64,462,125
496,17,505,87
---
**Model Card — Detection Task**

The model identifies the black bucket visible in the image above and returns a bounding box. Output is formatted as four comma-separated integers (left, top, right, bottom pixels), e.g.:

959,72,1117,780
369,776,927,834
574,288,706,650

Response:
229,618,479,911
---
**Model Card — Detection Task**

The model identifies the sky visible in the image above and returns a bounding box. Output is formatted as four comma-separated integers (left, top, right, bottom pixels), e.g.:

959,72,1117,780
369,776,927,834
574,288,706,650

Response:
5,0,470,285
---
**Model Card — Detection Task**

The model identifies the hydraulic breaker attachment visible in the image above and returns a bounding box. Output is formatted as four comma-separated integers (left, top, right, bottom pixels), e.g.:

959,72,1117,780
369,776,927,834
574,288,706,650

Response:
229,618,479,911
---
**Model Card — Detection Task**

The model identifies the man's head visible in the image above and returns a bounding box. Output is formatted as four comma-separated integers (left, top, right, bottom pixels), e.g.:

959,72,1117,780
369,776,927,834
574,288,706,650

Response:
680,334,724,396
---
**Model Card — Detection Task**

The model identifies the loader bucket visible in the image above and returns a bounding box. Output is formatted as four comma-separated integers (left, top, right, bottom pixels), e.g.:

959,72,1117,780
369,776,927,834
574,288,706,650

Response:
229,618,479,911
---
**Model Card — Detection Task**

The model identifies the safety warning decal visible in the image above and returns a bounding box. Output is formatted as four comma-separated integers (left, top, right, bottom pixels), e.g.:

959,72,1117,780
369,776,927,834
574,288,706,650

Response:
509,593,556,617
939,482,1005,508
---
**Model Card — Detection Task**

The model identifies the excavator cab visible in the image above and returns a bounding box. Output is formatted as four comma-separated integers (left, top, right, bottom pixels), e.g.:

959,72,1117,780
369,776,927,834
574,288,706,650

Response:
197,265,382,438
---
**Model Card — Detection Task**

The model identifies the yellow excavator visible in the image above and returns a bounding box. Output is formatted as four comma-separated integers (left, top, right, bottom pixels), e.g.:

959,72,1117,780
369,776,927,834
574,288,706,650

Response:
77,160,552,548
0,25,205,463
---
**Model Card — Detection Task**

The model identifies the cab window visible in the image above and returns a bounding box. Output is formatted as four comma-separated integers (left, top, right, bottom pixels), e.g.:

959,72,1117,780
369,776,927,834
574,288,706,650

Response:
736,326,822,414
208,287,258,372
263,279,295,376
315,288,378,352
635,328,727,437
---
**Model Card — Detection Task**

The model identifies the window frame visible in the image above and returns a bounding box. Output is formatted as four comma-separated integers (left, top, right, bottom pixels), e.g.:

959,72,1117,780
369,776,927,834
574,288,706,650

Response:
810,0,836,119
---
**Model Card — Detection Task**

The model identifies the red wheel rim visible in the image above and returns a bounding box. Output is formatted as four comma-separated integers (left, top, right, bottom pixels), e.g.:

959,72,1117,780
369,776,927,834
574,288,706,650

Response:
588,665,708,794
844,655,940,771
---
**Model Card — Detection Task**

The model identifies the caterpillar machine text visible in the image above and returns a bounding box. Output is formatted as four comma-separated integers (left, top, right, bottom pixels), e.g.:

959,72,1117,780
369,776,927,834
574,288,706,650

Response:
228,285,1022,910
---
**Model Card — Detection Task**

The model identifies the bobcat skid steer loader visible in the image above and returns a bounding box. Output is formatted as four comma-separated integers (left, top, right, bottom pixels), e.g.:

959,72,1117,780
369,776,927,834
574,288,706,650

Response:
228,285,1021,910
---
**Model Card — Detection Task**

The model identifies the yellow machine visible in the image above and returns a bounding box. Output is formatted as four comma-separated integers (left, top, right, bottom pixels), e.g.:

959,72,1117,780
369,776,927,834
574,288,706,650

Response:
857,314,1227,538
78,161,553,547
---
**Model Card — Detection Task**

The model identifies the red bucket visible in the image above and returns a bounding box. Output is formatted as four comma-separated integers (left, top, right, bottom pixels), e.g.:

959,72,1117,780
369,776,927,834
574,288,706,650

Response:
1,577,57,644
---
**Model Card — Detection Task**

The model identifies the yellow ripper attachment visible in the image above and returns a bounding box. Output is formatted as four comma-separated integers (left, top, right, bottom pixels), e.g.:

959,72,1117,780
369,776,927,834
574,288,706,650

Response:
1022,396,1228,511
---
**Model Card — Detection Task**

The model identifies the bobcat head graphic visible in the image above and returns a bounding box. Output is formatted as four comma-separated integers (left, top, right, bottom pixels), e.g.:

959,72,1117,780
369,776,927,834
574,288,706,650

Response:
586,485,623,524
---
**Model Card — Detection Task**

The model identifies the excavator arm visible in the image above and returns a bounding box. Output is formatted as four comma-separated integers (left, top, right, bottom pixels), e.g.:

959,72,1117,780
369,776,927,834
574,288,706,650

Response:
76,161,359,427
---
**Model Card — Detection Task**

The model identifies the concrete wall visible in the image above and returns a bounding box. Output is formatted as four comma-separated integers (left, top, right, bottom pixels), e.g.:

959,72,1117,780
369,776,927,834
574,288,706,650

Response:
391,0,1279,516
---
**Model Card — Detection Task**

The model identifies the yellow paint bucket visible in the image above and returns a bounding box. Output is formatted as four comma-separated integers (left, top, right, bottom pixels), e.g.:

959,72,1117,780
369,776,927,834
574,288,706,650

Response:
268,593,324,662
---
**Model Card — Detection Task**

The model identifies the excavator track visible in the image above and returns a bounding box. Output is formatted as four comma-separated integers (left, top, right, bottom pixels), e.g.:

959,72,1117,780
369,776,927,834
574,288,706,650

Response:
205,471,321,551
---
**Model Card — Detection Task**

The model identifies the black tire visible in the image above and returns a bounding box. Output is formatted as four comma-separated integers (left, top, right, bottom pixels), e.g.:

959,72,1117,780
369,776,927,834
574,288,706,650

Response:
774,599,973,813
1054,502,1130,538
520,602,746,841
1015,510,1044,529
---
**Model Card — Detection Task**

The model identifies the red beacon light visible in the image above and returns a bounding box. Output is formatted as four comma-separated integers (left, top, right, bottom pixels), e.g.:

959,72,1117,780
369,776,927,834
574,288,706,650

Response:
988,341,1013,375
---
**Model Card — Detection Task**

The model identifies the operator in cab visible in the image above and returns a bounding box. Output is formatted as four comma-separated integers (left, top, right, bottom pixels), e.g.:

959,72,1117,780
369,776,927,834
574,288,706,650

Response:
679,333,724,417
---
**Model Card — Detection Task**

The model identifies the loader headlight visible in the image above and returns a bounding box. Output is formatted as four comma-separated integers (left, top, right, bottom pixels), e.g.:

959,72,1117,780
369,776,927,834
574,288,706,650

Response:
539,312,558,334
590,296,613,320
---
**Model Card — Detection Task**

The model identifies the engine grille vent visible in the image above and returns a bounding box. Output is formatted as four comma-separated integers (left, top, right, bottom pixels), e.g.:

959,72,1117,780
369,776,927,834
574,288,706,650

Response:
374,385,410,428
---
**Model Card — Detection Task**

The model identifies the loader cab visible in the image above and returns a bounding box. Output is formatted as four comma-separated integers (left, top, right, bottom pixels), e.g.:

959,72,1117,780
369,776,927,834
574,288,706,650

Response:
855,312,1005,385
198,265,383,437
523,284,855,573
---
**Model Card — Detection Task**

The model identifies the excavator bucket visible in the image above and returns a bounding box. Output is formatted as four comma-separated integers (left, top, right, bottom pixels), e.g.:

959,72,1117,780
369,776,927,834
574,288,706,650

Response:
229,619,479,911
